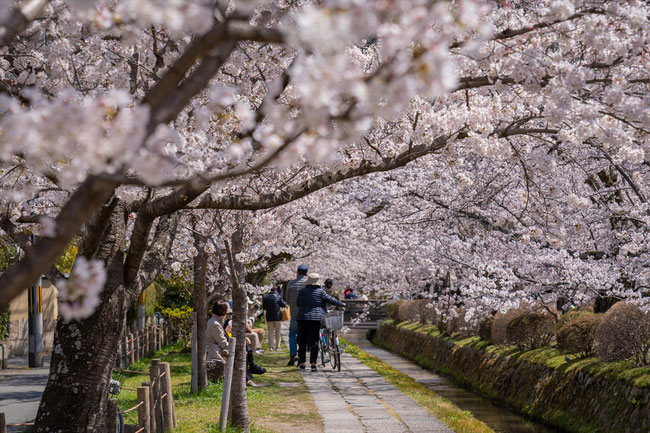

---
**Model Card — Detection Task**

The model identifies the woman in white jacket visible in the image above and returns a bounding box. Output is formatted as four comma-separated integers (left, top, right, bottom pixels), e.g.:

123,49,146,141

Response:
206,301,230,380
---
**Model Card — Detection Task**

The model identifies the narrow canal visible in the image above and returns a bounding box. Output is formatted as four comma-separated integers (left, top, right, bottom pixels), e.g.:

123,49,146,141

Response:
344,330,561,433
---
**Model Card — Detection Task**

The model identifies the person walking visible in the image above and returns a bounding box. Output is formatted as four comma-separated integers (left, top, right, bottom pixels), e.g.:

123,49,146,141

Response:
286,264,308,365
263,287,287,351
296,273,345,371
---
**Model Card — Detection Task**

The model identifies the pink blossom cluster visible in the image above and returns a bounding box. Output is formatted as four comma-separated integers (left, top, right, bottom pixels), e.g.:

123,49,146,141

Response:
57,257,107,321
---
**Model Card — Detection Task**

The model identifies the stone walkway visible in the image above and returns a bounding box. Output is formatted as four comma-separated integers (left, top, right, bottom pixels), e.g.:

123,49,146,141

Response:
281,323,452,433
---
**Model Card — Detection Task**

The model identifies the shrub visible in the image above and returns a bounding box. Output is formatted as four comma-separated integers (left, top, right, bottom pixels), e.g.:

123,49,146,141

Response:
491,303,558,345
491,308,527,345
556,309,593,330
557,314,603,358
506,312,556,350
595,302,650,365
438,308,478,337
421,301,437,324
160,305,193,347
387,300,403,321
397,299,430,322
0,309,10,342
478,315,494,342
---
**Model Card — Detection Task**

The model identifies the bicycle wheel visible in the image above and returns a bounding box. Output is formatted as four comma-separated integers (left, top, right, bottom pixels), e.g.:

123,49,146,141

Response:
319,330,327,367
335,345,341,372
329,331,338,370
116,410,124,433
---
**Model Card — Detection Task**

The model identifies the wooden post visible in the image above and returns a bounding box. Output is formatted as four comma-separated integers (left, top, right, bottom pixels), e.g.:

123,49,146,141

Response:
160,362,175,428
147,325,151,355
137,385,151,433
1,412,7,433
191,312,198,394
139,330,144,360
140,329,145,359
150,359,164,433
122,332,128,368
136,330,142,362
143,328,147,358
106,398,118,433
143,381,156,433
149,325,154,354
219,337,237,433
158,326,163,351
129,333,135,365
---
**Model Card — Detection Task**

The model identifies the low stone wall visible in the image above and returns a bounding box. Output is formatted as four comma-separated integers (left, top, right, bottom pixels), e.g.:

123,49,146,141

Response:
374,321,650,433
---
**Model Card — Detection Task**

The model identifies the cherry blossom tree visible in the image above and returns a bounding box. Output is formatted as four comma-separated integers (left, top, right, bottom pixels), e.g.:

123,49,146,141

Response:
0,0,648,431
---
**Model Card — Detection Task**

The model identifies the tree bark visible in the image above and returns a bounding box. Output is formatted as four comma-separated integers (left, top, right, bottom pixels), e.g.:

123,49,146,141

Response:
34,256,129,432
225,228,249,432
33,211,178,432
192,229,208,392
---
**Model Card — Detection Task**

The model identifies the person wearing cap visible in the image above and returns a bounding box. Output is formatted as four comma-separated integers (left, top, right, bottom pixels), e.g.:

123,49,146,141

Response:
296,273,345,371
286,264,309,365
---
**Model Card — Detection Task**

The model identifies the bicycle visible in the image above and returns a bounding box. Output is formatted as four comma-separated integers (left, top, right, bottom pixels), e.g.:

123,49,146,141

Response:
109,378,124,433
319,310,344,372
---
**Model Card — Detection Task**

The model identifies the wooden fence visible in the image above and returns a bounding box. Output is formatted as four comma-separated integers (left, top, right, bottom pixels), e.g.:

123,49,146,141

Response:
107,358,177,433
117,322,174,369
0,322,177,433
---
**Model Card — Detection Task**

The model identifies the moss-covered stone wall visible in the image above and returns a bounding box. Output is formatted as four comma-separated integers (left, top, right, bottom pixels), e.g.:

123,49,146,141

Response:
374,321,650,433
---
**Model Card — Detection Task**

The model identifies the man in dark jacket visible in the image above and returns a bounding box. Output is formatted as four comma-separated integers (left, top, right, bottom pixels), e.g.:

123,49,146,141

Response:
286,264,308,365
262,287,287,351
296,273,345,371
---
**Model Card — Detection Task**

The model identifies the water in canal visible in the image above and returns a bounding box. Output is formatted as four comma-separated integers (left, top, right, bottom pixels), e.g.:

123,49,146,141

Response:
413,369,560,433
345,331,561,433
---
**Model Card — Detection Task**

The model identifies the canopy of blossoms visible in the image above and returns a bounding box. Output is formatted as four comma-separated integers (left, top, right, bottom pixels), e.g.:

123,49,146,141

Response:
0,0,648,320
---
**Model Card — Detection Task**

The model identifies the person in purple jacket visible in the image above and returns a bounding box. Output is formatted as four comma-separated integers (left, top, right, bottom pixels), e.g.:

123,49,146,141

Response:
296,273,345,371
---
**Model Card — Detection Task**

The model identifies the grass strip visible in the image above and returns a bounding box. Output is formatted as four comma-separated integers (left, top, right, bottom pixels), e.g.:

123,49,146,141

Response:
343,338,494,433
113,325,321,433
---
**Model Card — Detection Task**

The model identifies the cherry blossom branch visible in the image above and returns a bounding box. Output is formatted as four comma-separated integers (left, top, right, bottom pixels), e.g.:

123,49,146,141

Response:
450,7,604,49
195,133,454,211
132,213,179,296
0,214,32,255
590,143,647,204
0,0,49,47
0,175,119,311
79,196,119,258
143,20,282,132
0,14,281,306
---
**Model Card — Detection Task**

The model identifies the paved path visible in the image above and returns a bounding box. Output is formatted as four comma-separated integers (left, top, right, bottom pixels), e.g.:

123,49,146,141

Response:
0,357,49,432
281,323,451,433
344,332,445,386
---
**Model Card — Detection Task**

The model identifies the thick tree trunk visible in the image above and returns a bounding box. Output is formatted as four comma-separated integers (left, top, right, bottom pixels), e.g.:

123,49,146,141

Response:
34,261,129,432
33,208,178,432
192,231,208,391
229,277,249,431
225,229,249,431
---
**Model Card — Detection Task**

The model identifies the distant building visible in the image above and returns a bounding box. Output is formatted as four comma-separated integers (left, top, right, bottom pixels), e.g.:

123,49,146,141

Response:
7,278,59,357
